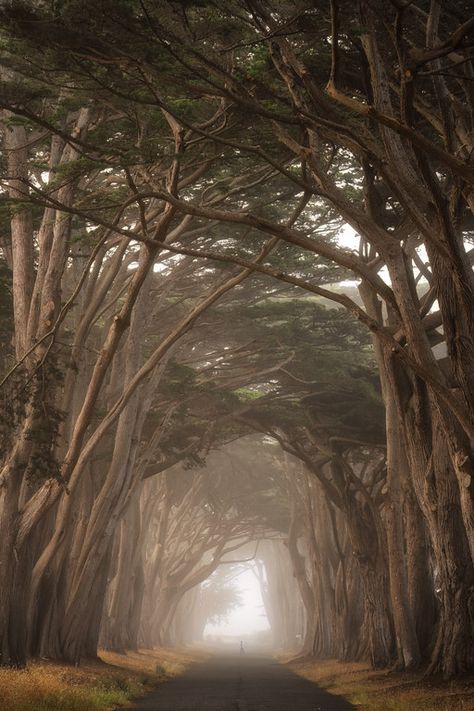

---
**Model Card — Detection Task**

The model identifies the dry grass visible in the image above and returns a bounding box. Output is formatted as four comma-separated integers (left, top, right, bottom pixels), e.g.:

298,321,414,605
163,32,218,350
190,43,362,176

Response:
101,647,205,683
0,648,203,711
287,658,474,711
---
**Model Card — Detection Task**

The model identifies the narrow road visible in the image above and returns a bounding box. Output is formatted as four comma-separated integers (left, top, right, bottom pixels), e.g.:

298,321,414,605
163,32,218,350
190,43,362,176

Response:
122,654,355,710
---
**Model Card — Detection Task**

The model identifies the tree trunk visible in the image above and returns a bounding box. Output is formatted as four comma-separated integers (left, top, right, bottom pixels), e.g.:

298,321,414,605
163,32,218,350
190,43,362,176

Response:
0,475,22,665
400,375,474,676
403,475,437,657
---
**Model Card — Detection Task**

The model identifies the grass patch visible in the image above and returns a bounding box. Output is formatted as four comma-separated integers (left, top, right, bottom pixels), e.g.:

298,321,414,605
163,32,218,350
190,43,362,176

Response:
0,648,203,711
287,658,474,711
0,666,139,711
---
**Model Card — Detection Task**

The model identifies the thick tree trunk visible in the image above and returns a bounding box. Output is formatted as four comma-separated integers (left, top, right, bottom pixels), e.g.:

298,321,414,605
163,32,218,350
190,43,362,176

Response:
427,239,474,418
384,384,421,669
82,546,113,660
7,544,34,667
400,377,474,676
4,123,34,359
359,279,434,668
101,495,145,652
333,452,395,668
403,476,437,656
328,506,365,662
0,475,22,665
426,411,474,676
348,512,395,668
285,501,317,653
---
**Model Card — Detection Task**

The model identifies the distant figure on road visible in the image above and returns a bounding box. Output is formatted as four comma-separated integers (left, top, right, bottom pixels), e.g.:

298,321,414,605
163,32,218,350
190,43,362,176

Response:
240,640,245,655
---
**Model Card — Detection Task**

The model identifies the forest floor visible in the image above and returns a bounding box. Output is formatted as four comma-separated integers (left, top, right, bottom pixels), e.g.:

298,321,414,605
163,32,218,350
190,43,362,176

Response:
288,657,474,711
0,647,204,711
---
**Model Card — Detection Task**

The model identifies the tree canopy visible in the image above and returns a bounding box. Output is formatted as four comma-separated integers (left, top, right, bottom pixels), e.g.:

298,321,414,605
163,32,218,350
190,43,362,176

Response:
0,0,473,679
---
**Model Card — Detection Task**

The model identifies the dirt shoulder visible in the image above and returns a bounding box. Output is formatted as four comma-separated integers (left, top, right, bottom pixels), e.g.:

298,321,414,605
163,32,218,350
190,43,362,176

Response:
0,648,203,711
287,658,474,711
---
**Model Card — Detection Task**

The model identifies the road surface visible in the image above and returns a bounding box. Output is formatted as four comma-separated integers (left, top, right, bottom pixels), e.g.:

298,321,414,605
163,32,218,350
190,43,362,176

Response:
121,654,355,710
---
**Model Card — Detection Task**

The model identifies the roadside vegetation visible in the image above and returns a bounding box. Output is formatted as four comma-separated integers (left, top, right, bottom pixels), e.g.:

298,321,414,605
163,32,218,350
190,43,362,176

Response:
0,648,201,711
289,658,474,711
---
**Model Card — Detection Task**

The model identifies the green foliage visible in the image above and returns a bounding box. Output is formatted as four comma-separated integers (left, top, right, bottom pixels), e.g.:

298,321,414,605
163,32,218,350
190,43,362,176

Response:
0,0,386,486
1,114,34,128
233,387,262,401
0,360,65,485
150,295,383,472
48,157,107,188
159,360,201,398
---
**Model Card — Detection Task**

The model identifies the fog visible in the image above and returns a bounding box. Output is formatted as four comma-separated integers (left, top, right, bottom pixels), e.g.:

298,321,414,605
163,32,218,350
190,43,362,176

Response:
204,567,270,640
95,437,309,654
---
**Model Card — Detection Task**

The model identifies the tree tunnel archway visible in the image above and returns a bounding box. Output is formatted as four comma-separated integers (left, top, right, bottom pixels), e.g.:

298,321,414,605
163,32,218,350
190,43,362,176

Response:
2,2,474,680
100,432,371,661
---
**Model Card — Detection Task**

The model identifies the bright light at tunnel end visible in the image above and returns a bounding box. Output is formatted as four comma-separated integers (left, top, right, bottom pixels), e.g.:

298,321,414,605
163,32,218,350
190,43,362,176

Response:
204,567,270,641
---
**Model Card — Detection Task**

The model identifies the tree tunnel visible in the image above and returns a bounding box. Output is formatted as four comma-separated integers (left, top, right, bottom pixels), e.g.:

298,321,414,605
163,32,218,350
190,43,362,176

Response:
1,0,474,682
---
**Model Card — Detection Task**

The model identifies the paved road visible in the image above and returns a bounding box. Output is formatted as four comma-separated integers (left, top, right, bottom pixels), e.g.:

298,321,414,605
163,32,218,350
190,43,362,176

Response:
122,654,355,710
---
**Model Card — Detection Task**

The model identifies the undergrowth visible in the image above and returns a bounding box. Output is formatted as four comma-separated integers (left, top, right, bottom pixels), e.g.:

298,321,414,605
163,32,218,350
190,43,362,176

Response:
0,648,202,711
287,658,474,711
0,667,142,711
